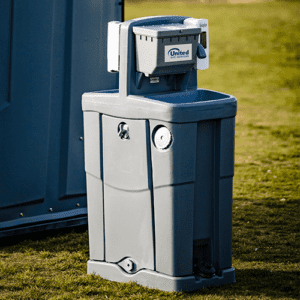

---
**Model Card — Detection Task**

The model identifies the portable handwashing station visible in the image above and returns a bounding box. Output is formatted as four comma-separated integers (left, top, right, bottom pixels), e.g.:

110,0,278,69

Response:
82,16,236,292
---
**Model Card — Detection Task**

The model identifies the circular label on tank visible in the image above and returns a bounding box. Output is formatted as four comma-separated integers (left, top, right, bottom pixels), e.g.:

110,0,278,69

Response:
154,126,172,150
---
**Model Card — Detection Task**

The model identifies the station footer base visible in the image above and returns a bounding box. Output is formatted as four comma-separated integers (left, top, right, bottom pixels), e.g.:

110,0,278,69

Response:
87,260,235,292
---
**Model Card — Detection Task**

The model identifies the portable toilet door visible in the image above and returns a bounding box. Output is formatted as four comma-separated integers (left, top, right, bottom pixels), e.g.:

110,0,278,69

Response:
0,0,123,237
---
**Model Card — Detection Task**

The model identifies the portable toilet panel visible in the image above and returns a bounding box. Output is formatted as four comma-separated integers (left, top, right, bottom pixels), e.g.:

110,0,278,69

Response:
83,16,236,292
0,0,123,237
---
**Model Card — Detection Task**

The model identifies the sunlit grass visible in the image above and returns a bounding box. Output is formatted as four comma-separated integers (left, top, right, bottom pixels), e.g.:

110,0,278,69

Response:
1,1,299,299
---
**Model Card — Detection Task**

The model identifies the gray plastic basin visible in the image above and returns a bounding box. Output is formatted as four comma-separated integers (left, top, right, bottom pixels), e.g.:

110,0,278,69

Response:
143,89,231,104
82,88,236,123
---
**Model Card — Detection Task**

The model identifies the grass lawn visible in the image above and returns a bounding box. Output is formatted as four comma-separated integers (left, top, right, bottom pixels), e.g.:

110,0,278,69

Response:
1,1,299,299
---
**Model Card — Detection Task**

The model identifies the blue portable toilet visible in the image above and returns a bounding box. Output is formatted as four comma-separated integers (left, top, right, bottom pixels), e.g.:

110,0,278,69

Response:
0,0,123,237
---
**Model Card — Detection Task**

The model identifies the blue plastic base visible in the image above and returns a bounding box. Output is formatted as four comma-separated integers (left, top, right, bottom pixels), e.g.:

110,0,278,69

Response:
0,208,87,238
87,260,235,292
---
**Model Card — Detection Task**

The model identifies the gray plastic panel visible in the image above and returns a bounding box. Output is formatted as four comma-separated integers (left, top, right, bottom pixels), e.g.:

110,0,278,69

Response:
86,173,104,261
154,184,194,276
217,177,233,270
220,117,235,178
102,115,150,191
104,184,154,270
193,120,215,240
83,112,101,179
150,120,197,187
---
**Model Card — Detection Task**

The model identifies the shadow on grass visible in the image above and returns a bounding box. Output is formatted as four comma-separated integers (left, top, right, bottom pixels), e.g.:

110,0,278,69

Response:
182,268,299,299
232,197,300,264
1,227,299,299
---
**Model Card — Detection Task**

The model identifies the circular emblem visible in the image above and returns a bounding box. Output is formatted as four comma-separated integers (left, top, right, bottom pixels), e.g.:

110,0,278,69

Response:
153,126,172,150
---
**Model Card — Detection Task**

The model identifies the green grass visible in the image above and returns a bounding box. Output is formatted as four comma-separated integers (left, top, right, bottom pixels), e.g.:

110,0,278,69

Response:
1,1,299,299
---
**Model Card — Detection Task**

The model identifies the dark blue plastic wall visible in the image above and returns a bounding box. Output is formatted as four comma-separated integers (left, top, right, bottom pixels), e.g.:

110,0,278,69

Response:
0,0,123,237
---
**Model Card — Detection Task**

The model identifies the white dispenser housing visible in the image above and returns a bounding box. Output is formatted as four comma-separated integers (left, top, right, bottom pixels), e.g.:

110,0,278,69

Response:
107,17,209,75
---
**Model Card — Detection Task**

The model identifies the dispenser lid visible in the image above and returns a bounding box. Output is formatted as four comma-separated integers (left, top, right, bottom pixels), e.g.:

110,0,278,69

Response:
132,23,201,38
